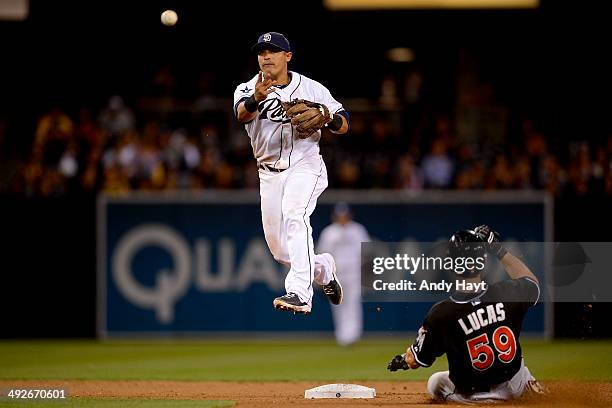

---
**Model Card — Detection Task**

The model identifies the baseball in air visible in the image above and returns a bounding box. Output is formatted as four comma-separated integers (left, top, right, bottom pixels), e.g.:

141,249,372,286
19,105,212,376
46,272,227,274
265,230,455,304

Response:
161,10,178,26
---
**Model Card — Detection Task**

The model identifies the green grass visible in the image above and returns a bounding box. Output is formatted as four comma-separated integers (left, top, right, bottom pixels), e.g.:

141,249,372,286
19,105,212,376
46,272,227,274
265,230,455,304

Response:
0,339,611,382
0,399,233,408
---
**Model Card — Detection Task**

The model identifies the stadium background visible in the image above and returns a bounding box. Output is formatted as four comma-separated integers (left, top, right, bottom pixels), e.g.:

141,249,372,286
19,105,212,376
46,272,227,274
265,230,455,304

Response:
0,0,610,344
1,1,612,407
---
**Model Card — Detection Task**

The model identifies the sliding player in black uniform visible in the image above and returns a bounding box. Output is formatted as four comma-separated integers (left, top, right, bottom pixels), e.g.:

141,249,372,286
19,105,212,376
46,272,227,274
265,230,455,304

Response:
387,225,546,404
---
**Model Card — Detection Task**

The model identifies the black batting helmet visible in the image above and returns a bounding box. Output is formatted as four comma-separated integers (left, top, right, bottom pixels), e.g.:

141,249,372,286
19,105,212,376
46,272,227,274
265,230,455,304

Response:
448,229,487,276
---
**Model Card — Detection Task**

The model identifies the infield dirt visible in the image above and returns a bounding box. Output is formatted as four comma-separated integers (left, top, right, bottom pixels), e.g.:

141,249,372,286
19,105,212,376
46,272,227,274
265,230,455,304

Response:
2,380,612,407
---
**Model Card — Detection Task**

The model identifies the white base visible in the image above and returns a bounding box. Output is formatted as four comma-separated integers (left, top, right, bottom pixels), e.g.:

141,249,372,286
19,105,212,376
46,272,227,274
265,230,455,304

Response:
304,383,376,399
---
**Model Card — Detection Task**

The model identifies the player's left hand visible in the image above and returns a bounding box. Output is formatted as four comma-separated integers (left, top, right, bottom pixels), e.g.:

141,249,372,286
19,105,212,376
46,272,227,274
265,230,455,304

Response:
281,99,333,139
387,353,409,372
474,224,500,244
474,224,507,259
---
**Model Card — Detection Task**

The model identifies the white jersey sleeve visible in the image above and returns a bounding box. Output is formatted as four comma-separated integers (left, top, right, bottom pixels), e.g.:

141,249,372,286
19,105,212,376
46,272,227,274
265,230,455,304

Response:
316,83,344,114
233,75,258,116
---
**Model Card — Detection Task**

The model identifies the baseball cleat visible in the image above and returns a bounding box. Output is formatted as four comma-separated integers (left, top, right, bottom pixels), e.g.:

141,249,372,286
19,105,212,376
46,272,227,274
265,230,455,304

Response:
321,253,343,305
273,293,311,315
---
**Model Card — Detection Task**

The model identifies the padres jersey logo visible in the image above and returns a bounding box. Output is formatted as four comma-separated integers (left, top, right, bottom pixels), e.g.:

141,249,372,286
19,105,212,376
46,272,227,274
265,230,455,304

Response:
258,99,291,124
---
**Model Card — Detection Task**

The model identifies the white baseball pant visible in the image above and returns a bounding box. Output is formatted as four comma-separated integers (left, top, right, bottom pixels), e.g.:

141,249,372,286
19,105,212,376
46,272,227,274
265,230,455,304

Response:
427,359,537,404
331,258,362,345
259,155,334,306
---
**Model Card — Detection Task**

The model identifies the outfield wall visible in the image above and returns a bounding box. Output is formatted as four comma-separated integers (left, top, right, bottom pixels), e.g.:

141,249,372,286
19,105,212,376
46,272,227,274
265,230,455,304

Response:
97,190,552,338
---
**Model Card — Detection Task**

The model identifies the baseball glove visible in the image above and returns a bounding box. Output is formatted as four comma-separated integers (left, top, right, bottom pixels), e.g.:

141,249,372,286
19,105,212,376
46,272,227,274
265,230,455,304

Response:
281,99,333,139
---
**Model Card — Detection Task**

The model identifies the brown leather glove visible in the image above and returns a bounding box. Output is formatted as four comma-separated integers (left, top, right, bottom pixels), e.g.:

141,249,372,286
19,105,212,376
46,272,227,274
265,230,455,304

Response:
281,99,333,139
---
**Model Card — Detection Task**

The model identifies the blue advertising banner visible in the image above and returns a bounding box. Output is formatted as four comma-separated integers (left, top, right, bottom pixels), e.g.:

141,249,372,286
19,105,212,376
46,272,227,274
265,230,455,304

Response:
98,191,551,337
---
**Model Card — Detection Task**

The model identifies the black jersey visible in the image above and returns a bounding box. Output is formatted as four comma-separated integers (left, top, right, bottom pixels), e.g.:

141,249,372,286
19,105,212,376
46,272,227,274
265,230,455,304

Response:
410,277,540,394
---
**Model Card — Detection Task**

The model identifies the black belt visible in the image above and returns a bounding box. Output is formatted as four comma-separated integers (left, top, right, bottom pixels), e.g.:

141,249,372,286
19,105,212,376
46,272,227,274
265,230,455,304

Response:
258,163,287,172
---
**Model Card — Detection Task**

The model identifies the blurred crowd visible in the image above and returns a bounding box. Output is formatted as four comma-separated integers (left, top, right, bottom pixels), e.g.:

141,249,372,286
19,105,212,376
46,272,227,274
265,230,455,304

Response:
5,93,612,198
8,96,256,196
3,54,611,198
324,114,612,197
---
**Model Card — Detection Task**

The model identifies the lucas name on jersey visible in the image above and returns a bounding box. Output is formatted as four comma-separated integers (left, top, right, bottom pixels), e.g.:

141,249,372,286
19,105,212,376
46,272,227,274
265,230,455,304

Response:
458,303,506,336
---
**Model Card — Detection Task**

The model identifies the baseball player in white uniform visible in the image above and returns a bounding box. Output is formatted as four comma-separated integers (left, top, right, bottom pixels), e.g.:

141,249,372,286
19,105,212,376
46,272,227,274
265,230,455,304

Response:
317,203,370,345
233,32,350,315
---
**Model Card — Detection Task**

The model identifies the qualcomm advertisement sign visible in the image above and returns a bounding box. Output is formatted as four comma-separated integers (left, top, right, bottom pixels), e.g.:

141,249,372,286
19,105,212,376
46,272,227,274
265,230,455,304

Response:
98,192,549,336
111,223,283,325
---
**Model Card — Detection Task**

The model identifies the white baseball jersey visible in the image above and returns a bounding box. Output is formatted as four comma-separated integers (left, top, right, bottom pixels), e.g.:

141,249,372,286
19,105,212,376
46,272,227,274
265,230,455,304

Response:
317,221,369,345
317,221,369,273
233,71,345,170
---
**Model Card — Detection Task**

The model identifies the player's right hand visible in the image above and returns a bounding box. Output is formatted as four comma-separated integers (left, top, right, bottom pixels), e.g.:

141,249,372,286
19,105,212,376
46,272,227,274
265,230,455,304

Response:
387,353,409,372
254,71,277,102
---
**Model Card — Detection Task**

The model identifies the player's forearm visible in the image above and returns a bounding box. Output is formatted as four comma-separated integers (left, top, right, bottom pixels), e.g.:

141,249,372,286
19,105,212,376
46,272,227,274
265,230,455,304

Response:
329,115,348,134
405,348,420,369
236,102,258,123
500,252,539,284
